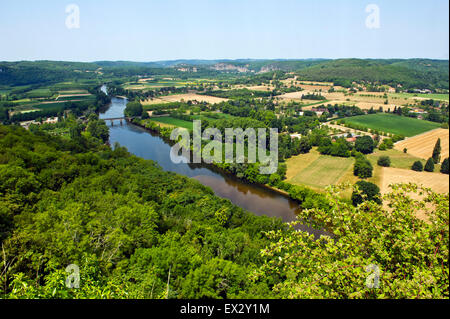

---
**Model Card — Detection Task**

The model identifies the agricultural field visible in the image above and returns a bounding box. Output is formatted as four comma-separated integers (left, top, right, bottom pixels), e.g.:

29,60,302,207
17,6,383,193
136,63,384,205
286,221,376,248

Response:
124,79,209,90
368,149,428,170
142,93,228,105
389,92,449,102
285,149,355,190
380,167,449,194
394,128,449,161
25,88,53,98
342,113,440,137
275,81,447,111
149,116,193,130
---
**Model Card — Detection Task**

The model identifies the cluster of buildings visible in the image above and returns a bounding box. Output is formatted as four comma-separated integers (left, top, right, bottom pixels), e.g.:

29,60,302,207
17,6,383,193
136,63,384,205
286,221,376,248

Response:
332,132,360,143
20,117,59,129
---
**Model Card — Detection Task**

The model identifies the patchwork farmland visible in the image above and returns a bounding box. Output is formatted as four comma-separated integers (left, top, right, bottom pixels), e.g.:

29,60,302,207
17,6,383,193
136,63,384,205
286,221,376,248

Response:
142,93,228,105
394,128,449,161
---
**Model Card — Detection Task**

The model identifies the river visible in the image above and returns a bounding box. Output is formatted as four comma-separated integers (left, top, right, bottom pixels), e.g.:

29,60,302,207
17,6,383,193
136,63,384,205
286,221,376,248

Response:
99,86,321,233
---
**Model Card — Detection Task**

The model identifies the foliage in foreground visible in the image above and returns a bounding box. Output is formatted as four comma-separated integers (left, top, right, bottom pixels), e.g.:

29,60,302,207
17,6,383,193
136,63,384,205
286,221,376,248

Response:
255,183,449,298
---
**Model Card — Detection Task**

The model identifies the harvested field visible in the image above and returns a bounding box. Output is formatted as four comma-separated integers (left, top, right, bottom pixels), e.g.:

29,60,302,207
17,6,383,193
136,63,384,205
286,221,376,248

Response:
142,93,228,105
394,128,449,161
278,91,309,100
380,167,449,194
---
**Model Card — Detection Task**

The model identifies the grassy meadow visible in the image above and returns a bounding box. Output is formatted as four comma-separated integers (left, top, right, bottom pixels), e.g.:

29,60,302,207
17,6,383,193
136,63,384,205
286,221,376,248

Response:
150,116,193,130
342,113,440,137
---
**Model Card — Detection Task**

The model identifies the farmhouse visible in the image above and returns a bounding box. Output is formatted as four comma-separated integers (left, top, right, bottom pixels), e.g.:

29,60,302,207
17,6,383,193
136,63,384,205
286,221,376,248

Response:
44,117,59,124
20,120,39,129
290,133,302,140
20,117,59,129
410,108,428,114
311,108,327,116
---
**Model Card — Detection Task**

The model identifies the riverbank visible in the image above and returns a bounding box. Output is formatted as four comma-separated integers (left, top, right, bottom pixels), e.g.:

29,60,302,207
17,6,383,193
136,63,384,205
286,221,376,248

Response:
129,117,331,213
100,90,332,234
129,117,291,196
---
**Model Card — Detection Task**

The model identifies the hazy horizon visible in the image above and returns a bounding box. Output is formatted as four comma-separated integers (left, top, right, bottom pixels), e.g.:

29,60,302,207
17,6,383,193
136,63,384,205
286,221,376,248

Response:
1,57,450,63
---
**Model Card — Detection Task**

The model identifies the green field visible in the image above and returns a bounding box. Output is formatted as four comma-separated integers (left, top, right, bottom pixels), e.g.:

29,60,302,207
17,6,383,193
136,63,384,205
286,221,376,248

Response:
124,80,190,90
36,102,67,110
367,149,442,172
57,95,94,101
150,116,193,130
367,149,425,170
343,113,440,137
289,155,355,189
389,92,449,101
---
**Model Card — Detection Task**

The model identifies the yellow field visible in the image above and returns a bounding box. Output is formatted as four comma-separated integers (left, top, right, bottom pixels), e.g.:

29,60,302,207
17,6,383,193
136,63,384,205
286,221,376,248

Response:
142,93,228,105
394,129,449,161
380,167,449,194
285,149,321,180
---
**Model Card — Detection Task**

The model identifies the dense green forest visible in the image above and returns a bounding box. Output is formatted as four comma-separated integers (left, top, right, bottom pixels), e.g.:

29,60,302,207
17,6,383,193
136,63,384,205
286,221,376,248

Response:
0,124,448,299
295,59,449,90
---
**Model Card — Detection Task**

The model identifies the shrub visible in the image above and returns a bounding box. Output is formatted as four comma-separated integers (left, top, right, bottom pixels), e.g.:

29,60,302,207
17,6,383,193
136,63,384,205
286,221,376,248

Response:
383,139,394,149
432,138,441,164
403,148,407,153
354,158,373,178
412,161,423,172
125,101,143,117
441,158,449,174
377,156,391,167
352,181,382,206
141,110,150,119
355,136,374,154
424,158,435,172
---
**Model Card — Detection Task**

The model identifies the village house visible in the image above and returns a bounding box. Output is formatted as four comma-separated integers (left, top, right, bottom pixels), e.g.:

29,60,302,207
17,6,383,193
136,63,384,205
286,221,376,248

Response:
311,108,327,117
19,117,59,130
44,117,59,124
410,108,428,115
290,133,302,140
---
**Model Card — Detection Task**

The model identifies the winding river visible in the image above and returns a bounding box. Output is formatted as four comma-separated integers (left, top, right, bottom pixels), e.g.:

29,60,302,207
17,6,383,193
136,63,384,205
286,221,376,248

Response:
99,86,322,234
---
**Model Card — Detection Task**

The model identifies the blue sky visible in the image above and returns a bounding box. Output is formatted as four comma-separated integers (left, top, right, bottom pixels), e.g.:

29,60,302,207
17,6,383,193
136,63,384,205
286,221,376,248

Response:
0,0,448,61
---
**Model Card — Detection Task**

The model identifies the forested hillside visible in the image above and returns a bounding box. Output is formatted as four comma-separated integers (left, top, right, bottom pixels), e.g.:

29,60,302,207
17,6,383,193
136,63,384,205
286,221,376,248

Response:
0,125,448,299
295,59,449,89
1,59,448,90
0,125,284,298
